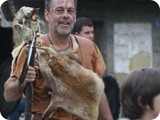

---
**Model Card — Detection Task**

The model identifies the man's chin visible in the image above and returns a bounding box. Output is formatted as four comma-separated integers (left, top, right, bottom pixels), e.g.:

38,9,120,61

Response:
57,29,71,36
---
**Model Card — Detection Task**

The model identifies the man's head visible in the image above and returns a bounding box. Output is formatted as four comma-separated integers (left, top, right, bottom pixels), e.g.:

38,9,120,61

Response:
72,17,94,41
44,0,77,36
45,0,77,12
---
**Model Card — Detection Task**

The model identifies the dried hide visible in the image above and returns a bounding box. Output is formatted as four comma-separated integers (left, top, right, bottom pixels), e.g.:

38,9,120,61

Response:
12,6,40,42
35,45,105,120
11,6,40,70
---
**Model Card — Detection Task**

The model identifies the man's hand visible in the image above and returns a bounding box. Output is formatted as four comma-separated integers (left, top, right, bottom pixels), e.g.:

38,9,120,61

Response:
4,66,38,102
24,66,37,83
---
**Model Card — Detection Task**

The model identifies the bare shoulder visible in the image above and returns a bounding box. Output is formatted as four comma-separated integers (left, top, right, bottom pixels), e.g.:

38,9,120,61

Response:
73,35,94,47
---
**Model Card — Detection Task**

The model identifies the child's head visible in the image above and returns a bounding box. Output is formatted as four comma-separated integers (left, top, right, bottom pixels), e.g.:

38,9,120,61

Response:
121,68,160,119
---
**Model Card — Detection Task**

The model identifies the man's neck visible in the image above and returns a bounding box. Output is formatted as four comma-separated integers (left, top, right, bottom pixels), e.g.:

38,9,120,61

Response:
48,32,72,51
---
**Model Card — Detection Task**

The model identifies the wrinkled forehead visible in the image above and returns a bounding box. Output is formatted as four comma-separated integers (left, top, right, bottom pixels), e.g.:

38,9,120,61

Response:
52,0,75,9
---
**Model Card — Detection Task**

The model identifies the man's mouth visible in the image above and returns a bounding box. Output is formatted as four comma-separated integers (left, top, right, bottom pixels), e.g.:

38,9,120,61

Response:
59,21,70,26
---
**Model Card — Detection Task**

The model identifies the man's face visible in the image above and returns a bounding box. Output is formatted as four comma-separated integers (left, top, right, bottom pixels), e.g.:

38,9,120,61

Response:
45,0,76,36
77,26,94,41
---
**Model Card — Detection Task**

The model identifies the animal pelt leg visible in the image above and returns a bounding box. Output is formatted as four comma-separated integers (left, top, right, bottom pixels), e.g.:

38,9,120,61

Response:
14,24,34,43
42,92,59,120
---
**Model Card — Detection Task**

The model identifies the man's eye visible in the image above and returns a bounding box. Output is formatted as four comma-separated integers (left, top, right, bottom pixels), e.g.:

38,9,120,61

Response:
55,9,64,14
85,32,90,35
68,9,74,14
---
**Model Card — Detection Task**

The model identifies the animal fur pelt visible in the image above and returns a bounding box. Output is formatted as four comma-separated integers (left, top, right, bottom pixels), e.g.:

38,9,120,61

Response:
12,6,40,43
35,45,105,120
10,6,40,70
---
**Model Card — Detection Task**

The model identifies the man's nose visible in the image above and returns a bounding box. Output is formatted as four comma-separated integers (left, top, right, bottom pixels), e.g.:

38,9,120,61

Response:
89,33,94,40
61,10,70,17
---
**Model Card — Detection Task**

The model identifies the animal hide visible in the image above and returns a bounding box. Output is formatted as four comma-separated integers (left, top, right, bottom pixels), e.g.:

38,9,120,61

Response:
11,6,40,70
12,6,40,42
35,45,105,120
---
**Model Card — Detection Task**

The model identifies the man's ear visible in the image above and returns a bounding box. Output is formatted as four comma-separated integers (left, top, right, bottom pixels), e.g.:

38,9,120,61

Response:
44,9,50,22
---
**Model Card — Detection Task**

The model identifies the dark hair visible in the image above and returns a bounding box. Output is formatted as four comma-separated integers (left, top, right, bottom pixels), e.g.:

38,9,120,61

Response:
103,75,120,120
45,0,77,12
121,68,160,119
72,17,93,34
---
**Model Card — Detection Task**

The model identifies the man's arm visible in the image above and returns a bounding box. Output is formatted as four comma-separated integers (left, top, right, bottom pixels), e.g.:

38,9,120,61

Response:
4,76,23,101
99,92,113,120
4,66,36,102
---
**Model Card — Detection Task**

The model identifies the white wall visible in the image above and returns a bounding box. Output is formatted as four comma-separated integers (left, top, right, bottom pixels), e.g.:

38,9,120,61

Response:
114,23,152,73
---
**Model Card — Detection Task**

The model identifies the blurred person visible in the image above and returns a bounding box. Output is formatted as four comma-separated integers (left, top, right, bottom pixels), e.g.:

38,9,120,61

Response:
0,9,14,65
72,17,94,41
7,95,25,120
0,8,25,120
103,75,120,120
120,68,160,120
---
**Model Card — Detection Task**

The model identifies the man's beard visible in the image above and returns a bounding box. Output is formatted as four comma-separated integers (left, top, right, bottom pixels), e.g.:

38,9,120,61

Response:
56,26,72,36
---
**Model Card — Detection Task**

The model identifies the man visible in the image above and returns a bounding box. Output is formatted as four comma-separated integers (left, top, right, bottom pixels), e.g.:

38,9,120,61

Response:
72,17,94,41
3,0,113,119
